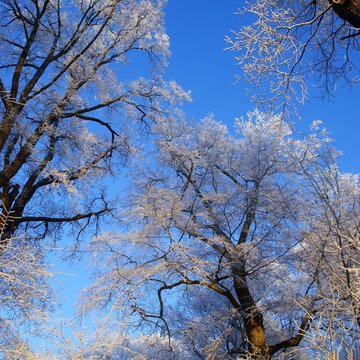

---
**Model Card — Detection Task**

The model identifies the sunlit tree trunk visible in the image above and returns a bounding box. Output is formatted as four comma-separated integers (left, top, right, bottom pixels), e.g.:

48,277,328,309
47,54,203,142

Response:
233,261,268,358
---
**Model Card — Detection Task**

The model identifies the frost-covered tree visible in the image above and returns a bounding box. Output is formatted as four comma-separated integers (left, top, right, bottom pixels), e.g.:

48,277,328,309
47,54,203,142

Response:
0,0,189,243
56,331,192,359
83,112,360,359
0,0,189,356
0,206,53,359
226,1,360,114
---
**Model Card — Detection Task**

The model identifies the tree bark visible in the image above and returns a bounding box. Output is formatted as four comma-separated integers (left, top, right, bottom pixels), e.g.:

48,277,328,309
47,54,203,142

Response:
330,0,360,28
232,261,269,359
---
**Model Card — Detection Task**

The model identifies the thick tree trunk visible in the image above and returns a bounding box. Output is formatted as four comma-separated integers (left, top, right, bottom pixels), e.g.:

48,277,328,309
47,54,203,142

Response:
232,261,269,359
330,0,360,28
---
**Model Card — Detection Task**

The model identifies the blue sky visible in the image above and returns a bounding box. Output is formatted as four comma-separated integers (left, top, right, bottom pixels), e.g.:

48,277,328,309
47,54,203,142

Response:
164,0,360,173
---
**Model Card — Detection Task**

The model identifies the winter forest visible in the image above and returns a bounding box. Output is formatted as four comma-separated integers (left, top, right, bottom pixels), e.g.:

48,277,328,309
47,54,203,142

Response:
0,0,359,359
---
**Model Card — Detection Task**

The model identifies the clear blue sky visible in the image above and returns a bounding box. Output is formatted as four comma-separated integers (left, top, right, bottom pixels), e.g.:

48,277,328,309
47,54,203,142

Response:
164,0,360,173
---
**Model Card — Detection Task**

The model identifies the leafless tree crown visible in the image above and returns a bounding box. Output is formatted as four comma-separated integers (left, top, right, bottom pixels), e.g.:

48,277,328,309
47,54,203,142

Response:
227,0,360,114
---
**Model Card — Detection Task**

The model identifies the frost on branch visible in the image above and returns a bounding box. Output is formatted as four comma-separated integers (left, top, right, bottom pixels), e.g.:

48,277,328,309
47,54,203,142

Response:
0,205,53,359
227,1,360,115
83,112,360,359
0,0,190,245
0,0,189,355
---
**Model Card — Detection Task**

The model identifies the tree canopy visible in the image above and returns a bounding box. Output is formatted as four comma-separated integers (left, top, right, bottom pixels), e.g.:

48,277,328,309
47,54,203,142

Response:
83,112,360,359
0,0,189,242
0,1,359,359
0,0,188,355
227,0,360,114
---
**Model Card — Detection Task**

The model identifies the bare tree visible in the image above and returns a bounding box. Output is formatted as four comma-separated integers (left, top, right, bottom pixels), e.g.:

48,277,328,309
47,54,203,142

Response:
83,112,360,359
0,0,189,356
0,0,189,245
0,204,54,359
226,1,360,115
58,330,191,359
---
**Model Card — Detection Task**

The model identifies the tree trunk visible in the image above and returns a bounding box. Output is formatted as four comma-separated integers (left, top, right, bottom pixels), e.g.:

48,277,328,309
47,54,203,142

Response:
330,0,360,28
232,261,269,359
